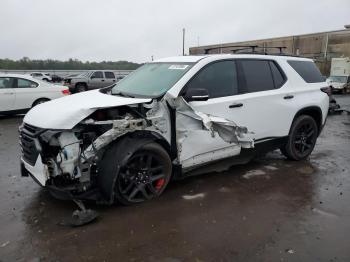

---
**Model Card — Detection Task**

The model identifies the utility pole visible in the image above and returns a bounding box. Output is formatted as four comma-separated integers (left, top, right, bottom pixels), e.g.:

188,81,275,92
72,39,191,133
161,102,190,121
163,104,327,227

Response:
182,28,185,56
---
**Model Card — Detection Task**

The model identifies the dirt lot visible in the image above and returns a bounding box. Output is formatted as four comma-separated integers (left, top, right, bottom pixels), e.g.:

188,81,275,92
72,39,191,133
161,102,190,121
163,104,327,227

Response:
0,95,349,262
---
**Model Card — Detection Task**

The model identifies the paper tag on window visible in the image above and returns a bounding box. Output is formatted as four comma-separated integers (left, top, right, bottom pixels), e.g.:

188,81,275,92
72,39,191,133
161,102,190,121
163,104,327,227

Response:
168,65,189,70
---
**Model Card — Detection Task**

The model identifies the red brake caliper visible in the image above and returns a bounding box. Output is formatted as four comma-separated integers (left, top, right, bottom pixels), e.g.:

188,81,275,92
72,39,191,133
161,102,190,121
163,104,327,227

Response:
155,178,165,190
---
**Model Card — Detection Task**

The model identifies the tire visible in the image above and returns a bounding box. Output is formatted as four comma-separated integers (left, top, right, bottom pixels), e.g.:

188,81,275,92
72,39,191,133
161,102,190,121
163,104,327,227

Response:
32,98,49,107
43,78,49,82
281,115,318,161
76,83,87,93
100,140,172,205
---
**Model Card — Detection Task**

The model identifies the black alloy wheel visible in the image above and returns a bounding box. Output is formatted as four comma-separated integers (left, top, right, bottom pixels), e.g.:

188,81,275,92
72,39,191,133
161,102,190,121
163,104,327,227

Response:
281,115,318,160
115,143,172,205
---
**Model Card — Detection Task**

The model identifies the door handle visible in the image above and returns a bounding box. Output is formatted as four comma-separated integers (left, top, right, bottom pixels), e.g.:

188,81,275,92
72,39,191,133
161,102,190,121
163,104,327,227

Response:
112,80,116,82
284,95,294,99
101,79,105,82
229,103,243,108
4,92,14,95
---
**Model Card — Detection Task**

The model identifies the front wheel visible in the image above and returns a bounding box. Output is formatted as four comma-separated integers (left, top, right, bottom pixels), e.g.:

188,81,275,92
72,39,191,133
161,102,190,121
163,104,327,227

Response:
114,142,172,205
281,115,318,160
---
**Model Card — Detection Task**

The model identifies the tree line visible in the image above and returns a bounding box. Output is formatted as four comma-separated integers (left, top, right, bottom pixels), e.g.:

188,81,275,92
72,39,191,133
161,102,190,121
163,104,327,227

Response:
0,57,141,70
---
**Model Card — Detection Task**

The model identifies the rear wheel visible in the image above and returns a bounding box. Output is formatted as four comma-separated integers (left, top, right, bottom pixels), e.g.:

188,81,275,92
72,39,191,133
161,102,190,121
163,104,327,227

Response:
32,98,49,107
281,115,318,160
76,83,87,93
114,142,172,205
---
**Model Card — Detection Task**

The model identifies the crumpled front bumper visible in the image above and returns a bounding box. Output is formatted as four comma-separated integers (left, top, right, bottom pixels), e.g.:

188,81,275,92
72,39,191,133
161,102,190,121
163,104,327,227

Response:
20,155,48,186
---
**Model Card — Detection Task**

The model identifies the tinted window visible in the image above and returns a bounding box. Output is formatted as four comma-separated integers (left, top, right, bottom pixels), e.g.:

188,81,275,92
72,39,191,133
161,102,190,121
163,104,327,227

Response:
237,60,275,94
91,71,103,78
105,72,115,79
0,77,15,89
17,78,38,88
269,61,286,88
288,60,324,83
185,60,238,99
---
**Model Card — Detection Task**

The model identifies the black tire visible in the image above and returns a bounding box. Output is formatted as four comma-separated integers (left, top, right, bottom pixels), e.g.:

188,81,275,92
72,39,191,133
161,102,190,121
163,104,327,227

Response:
281,115,318,161
76,83,87,93
32,98,49,107
100,140,172,205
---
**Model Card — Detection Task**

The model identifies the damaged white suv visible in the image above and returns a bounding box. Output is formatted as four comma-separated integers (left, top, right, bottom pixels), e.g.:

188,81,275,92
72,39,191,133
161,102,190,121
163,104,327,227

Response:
20,54,330,205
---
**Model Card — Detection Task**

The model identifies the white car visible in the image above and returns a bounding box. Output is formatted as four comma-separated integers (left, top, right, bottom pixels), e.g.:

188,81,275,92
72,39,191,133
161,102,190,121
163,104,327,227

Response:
0,74,70,115
29,72,52,82
20,54,329,205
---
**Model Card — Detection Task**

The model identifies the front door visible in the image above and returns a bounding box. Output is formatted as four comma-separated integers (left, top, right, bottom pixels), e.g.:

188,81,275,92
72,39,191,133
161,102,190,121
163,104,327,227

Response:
89,71,105,89
0,77,16,112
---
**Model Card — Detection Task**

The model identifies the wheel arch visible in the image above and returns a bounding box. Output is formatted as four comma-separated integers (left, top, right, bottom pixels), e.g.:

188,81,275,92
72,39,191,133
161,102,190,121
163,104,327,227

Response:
97,131,172,204
75,82,87,88
291,106,323,135
32,97,50,107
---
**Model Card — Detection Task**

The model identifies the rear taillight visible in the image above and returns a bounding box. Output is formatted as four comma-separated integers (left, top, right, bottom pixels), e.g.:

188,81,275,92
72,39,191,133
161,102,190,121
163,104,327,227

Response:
62,89,70,95
321,86,332,96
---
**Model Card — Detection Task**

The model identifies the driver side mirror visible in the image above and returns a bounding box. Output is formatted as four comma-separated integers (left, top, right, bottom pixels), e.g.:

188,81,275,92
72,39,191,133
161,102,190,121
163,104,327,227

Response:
184,88,209,102
91,75,96,79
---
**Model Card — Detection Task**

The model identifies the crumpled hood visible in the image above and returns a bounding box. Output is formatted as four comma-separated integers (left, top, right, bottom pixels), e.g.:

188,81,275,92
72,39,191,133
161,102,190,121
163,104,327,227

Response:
24,90,151,129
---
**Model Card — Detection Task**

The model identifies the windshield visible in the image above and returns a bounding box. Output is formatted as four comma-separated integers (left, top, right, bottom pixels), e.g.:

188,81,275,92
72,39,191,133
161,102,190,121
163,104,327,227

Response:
327,76,347,83
77,72,90,78
111,62,194,97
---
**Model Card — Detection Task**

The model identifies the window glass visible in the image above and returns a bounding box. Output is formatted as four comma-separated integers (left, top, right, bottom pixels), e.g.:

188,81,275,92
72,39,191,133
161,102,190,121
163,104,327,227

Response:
91,71,103,78
0,77,14,89
185,60,237,98
104,72,115,79
269,61,286,88
287,60,324,83
17,78,38,88
238,60,275,94
112,63,193,97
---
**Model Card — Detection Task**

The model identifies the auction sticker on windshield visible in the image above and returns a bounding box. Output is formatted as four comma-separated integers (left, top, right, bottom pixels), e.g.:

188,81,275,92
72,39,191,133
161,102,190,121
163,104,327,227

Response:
168,65,189,70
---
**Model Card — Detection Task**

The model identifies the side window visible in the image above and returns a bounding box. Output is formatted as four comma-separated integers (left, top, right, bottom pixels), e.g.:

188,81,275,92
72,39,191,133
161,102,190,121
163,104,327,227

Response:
0,77,14,89
105,72,115,79
91,71,103,78
185,60,238,99
17,78,38,88
287,60,324,83
269,61,286,88
237,60,275,94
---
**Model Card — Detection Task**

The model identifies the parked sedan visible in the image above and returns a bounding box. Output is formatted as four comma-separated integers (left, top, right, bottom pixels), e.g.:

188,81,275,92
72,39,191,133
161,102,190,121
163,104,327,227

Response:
0,74,70,115
29,72,52,82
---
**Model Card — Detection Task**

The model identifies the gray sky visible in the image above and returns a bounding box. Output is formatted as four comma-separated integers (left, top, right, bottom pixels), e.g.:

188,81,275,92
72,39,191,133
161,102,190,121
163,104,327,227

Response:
1,0,349,63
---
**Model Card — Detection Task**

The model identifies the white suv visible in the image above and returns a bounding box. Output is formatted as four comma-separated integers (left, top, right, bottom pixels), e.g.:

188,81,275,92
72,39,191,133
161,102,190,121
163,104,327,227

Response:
20,54,329,205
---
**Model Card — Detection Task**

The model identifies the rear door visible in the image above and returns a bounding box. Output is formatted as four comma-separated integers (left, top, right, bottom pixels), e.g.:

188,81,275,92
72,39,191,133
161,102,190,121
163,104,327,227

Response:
0,77,16,112
13,78,40,110
104,71,116,86
89,71,105,89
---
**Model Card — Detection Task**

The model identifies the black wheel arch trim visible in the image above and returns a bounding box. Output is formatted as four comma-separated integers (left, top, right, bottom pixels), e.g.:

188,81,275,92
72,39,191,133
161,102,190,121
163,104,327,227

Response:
291,106,323,136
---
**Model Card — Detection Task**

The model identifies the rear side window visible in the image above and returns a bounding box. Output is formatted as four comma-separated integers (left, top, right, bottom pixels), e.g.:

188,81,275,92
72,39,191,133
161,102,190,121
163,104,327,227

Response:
288,60,324,83
17,78,38,88
237,60,275,94
105,72,115,79
185,60,238,98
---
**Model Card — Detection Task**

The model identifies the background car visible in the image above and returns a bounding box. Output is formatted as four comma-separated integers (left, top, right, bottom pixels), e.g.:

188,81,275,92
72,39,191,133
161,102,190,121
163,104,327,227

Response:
0,74,70,115
50,74,64,83
29,72,52,82
63,70,117,93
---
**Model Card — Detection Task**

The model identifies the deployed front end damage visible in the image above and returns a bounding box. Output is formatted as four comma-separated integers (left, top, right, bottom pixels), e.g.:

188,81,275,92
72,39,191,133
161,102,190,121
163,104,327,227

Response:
20,96,253,203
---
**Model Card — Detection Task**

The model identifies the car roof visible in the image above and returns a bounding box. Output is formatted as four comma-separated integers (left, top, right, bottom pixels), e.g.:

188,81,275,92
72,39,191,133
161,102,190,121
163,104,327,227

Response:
0,73,39,81
153,54,313,63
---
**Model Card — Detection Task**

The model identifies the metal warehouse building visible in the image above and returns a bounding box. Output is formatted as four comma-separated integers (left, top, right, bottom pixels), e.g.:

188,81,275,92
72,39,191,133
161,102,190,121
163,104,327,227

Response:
189,28,350,76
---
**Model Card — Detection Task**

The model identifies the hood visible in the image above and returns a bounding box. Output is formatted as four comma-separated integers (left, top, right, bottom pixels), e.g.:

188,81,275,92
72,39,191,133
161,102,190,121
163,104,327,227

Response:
24,90,151,129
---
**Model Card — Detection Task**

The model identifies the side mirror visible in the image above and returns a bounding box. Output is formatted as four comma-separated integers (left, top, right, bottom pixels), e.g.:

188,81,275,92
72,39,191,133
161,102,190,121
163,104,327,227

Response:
91,75,96,79
184,88,209,102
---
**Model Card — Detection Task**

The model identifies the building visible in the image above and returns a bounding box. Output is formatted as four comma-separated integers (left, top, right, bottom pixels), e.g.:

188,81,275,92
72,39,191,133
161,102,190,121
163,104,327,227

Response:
189,28,350,76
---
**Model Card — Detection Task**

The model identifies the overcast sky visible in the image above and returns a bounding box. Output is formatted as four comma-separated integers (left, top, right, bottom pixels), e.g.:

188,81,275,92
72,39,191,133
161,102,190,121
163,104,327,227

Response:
0,0,349,63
